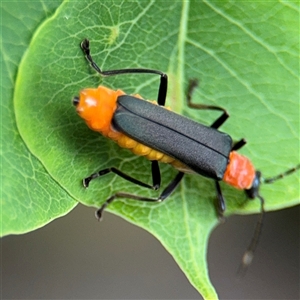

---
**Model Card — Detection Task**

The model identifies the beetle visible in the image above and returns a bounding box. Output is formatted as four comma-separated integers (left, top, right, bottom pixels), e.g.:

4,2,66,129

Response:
73,38,299,269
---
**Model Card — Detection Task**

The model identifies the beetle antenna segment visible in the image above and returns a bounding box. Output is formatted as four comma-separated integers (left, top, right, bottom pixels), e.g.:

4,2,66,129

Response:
237,194,265,277
237,163,299,277
263,164,300,184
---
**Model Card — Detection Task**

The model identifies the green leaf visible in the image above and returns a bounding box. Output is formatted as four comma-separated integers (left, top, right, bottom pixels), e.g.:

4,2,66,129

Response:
1,2,77,236
4,0,300,299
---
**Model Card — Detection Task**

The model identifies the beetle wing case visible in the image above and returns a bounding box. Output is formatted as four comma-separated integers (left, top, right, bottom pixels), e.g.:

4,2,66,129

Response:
113,95,232,180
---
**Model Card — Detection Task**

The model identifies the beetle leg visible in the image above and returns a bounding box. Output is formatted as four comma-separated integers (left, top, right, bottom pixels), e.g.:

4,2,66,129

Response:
214,180,226,219
83,161,161,191
186,79,229,129
95,172,184,220
232,138,247,151
158,171,184,200
80,39,168,106
151,160,161,189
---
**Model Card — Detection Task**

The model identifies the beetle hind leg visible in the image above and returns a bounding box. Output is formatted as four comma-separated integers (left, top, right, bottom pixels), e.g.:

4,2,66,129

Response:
95,172,184,220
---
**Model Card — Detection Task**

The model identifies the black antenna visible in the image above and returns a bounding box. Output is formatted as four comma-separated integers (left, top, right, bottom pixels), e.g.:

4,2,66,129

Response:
264,164,300,184
237,164,299,277
237,195,264,277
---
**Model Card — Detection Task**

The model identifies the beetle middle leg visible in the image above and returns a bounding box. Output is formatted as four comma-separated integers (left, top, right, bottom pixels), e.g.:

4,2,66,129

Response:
185,79,238,218
186,79,229,129
213,138,247,218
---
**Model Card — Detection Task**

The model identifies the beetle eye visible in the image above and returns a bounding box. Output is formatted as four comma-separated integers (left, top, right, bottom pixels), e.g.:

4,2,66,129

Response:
73,96,80,106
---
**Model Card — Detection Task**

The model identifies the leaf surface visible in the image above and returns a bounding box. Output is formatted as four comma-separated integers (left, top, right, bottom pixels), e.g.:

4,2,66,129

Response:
4,1,299,298
1,1,77,236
